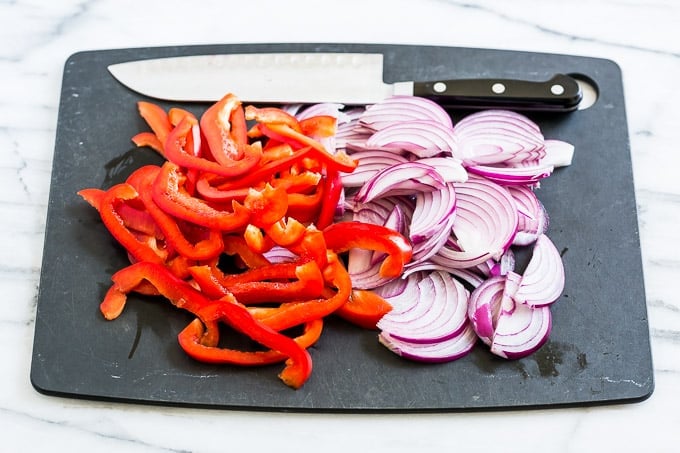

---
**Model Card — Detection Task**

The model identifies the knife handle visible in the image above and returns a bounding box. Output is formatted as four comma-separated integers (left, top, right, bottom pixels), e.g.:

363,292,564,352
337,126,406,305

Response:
412,74,582,112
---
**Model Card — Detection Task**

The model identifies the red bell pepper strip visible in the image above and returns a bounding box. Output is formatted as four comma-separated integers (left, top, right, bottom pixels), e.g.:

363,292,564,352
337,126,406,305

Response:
214,146,315,192
102,261,314,388
131,131,164,154
183,293,313,389
194,175,251,203
335,289,393,330
243,184,289,228
315,168,342,230
257,122,357,173
263,217,307,247
200,93,247,163
254,252,352,332
165,115,261,178
101,261,219,343
245,105,302,132
131,165,224,261
222,234,271,269
178,316,322,365
137,101,172,152
299,115,337,138
322,221,413,278
152,162,251,232
189,260,325,304
99,183,168,265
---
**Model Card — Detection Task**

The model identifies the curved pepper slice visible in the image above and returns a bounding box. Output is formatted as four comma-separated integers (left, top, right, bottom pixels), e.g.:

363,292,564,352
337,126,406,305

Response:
165,115,261,178
99,183,168,265
152,162,251,232
336,289,393,330
189,260,326,304
254,252,352,331
189,292,312,389
102,261,313,389
200,93,251,165
178,317,322,366
257,122,357,173
137,101,172,155
131,165,224,261
322,221,413,278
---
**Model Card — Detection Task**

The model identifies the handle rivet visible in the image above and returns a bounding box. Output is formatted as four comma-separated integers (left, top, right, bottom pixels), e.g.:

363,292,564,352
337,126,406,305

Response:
492,83,506,94
551,84,565,95
433,82,447,93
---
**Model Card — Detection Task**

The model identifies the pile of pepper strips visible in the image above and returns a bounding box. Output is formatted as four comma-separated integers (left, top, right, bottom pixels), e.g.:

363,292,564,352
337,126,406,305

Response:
78,93,412,389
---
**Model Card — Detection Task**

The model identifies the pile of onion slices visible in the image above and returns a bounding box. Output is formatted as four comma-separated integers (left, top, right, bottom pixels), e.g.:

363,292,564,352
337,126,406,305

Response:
286,96,572,362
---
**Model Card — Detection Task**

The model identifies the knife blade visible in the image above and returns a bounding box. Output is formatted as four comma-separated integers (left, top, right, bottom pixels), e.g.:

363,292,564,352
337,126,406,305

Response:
108,53,582,111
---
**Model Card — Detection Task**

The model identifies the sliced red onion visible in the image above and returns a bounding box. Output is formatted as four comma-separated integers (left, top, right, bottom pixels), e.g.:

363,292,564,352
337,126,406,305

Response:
410,181,456,244
263,245,299,263
378,271,470,344
401,261,487,289
340,150,409,188
468,267,552,359
354,161,445,203
418,156,468,183
378,323,477,363
491,300,552,359
466,162,554,186
452,110,545,165
515,234,565,307
542,139,575,167
507,185,549,245
431,175,518,268
363,120,458,158
359,95,453,131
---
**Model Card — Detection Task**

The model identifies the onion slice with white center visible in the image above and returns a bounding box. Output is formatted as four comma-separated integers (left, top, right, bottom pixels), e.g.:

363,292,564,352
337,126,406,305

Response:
515,234,565,307
340,150,409,187
467,273,552,359
466,162,554,186
507,185,549,245
431,175,518,268
452,110,546,165
378,271,470,344
378,323,478,363
359,95,453,131
363,120,458,158
354,161,446,203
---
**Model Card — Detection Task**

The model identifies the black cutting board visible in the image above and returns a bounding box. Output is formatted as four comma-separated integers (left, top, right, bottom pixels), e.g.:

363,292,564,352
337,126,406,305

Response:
31,43,653,411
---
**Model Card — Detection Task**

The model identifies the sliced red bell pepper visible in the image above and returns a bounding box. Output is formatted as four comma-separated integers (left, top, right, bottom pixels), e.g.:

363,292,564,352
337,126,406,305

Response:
336,289,393,330
152,162,251,232
315,168,342,230
137,101,172,153
243,184,289,228
199,94,261,174
184,293,313,389
253,252,352,331
322,221,413,278
221,234,271,269
299,115,337,138
131,131,164,154
98,183,168,265
131,165,224,261
245,105,302,132
178,317,322,366
189,260,325,304
165,115,261,178
257,122,357,173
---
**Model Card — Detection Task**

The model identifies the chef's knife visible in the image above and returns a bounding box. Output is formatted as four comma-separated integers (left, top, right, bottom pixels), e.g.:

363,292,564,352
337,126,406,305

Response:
108,53,582,111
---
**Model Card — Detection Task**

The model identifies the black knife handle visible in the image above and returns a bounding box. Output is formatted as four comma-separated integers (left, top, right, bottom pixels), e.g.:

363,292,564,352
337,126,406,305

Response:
413,74,582,112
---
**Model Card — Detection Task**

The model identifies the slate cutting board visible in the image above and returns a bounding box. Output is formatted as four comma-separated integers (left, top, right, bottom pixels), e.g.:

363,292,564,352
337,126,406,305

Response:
30,43,653,411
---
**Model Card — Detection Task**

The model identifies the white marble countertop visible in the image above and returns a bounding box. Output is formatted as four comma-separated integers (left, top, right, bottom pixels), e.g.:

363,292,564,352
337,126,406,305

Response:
3,0,679,451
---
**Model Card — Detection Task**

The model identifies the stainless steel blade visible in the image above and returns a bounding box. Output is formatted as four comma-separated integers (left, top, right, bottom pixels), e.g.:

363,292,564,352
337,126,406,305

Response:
108,53,412,104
